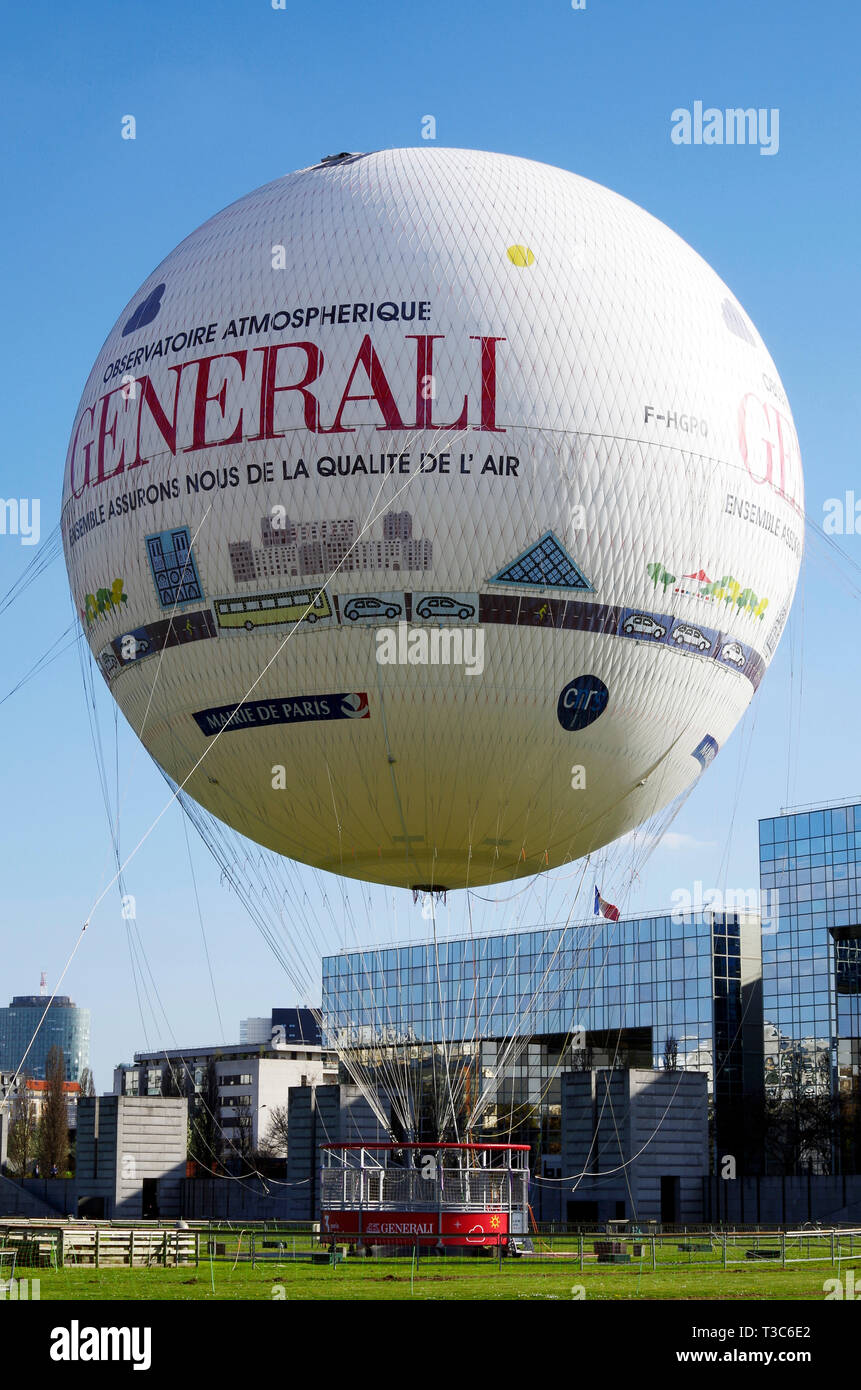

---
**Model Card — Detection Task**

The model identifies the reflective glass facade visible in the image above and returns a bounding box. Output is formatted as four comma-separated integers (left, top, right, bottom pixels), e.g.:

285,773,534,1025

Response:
759,802,861,1169
0,995,90,1082
322,912,758,1162
324,914,719,1050
319,798,861,1174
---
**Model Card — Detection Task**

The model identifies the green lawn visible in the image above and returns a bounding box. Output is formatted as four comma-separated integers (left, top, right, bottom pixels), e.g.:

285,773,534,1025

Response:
15,1256,850,1301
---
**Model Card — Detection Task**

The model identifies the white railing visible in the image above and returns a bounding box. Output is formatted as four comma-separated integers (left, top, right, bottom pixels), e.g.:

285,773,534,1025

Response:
320,1166,524,1214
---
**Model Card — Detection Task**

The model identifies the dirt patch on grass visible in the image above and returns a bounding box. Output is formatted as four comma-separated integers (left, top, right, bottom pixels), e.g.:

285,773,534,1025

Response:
376,1274,457,1283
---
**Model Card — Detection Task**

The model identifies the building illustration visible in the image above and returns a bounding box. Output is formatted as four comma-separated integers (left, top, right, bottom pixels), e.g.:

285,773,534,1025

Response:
229,511,432,585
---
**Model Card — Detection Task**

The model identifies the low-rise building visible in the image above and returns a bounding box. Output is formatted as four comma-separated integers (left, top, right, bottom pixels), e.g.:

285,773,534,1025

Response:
0,1071,81,1131
113,1039,337,1154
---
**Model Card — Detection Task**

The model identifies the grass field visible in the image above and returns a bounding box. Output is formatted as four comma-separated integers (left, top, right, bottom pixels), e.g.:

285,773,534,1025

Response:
13,1255,850,1301
6,1224,857,1300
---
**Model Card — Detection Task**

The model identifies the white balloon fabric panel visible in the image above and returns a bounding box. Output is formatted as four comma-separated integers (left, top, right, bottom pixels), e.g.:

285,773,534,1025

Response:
61,148,803,889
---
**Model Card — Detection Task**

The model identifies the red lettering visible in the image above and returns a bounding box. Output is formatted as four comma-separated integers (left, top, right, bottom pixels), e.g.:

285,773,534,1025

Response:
131,366,186,468
320,334,406,434
406,335,468,430
470,335,506,432
96,385,132,485
772,405,800,509
250,342,322,438
738,392,773,485
183,352,248,453
67,331,511,497
68,403,96,500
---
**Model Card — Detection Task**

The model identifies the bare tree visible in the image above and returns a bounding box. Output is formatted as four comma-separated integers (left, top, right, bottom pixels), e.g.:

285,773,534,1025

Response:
7,1076,38,1176
231,1094,255,1168
763,1047,836,1175
37,1046,70,1175
260,1103,290,1157
663,1035,679,1072
78,1067,96,1098
188,1058,222,1172
161,1063,185,1098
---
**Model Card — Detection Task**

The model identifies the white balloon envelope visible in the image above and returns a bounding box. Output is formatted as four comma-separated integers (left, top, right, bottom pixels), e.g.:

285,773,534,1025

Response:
62,148,803,890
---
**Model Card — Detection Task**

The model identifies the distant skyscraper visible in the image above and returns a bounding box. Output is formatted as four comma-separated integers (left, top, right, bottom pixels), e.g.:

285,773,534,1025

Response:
240,1009,322,1047
0,995,90,1082
239,1016,271,1045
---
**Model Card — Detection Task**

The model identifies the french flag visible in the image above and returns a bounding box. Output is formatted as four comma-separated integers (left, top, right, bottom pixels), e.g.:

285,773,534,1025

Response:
594,885,620,922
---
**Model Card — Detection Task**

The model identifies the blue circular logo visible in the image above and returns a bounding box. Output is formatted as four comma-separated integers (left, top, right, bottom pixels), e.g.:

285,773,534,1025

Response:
557,675,609,731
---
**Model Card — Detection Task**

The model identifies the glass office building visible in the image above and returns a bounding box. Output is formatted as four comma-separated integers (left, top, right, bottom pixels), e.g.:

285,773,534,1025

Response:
759,800,861,1170
0,995,90,1082
322,911,761,1168
319,796,861,1176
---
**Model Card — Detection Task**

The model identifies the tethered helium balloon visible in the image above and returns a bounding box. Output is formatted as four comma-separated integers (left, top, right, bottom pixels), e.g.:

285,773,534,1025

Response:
62,149,803,890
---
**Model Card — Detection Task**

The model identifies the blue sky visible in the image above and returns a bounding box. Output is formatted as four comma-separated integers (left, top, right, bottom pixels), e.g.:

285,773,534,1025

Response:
1,0,859,1087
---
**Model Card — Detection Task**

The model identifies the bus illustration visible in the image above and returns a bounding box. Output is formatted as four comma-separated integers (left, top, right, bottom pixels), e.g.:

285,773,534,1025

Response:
213,586,334,631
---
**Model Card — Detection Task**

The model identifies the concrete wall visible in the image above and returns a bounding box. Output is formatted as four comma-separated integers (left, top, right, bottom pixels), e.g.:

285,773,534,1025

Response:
0,1176,76,1217
75,1095,120,1215
285,1086,315,1221
179,1175,296,1221
555,1068,709,1224
285,1084,391,1220
116,1097,187,1217
77,1096,187,1218
704,1174,861,1225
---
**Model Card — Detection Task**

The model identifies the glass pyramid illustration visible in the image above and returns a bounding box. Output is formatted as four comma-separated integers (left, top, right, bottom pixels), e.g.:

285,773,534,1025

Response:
489,531,593,591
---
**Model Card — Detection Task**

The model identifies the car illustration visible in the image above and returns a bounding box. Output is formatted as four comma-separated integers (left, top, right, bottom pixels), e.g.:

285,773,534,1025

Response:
671,623,710,652
415,595,476,621
114,632,150,659
622,612,666,639
343,596,402,622
720,641,745,667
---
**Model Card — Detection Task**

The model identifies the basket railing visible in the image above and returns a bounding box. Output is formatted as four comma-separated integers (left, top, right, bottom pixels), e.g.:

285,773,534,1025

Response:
320,1166,523,1213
